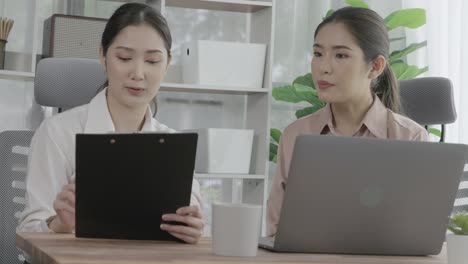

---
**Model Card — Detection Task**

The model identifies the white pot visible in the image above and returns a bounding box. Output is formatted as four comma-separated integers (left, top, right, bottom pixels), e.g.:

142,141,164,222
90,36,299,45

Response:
446,233,468,264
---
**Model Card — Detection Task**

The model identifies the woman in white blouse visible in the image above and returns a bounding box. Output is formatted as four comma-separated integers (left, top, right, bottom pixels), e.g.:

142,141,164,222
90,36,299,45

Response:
18,3,204,244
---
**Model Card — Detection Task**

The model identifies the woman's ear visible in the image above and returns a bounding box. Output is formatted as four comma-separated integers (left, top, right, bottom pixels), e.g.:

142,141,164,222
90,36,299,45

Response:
368,55,386,80
99,47,107,71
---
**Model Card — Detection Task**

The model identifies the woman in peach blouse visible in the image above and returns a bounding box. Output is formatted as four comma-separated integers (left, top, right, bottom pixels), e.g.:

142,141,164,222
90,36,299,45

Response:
267,7,428,236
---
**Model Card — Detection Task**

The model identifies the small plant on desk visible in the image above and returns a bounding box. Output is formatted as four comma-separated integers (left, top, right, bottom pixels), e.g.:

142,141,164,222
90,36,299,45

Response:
448,212,468,235
446,211,468,264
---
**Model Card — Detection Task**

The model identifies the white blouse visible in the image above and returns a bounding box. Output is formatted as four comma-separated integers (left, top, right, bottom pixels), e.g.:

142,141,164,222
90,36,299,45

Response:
18,88,202,232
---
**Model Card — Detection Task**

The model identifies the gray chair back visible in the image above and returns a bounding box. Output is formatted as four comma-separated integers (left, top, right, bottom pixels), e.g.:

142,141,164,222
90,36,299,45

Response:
400,77,456,125
0,131,34,264
35,57,107,109
400,77,456,142
400,77,468,216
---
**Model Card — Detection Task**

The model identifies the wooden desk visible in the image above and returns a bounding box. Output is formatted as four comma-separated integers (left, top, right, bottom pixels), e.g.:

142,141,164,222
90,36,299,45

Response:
17,232,447,264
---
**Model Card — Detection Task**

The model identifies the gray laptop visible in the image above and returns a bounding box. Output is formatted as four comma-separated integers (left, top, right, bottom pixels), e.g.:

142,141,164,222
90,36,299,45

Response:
259,135,468,255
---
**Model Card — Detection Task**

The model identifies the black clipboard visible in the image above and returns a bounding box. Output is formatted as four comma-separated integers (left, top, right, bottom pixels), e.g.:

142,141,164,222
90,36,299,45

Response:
75,133,198,241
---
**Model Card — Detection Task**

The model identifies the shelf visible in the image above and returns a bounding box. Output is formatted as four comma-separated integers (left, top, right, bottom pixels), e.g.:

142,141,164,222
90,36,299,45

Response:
160,82,268,94
194,173,265,179
166,0,272,13
0,70,35,81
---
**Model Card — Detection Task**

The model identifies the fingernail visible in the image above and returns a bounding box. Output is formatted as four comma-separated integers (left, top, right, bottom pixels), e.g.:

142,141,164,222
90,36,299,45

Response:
160,224,165,229
162,215,168,220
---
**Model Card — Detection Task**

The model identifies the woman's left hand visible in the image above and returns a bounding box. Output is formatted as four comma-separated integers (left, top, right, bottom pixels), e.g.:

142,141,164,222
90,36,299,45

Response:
161,205,204,244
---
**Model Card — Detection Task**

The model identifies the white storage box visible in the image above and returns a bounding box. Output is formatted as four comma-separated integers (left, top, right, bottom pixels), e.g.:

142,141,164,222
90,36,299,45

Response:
182,40,267,88
185,128,254,174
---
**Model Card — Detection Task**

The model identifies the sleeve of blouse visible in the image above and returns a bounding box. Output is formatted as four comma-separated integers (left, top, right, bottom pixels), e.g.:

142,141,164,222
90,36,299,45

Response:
17,120,72,232
412,127,429,141
266,132,289,237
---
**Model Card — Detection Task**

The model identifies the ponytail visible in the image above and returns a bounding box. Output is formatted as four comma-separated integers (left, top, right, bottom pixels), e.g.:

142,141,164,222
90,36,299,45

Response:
373,62,401,114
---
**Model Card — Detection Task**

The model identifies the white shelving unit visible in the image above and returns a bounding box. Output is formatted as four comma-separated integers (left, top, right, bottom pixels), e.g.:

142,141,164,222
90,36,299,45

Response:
159,0,275,235
164,0,272,12
161,82,269,94
0,70,35,81
0,0,38,81
194,173,266,180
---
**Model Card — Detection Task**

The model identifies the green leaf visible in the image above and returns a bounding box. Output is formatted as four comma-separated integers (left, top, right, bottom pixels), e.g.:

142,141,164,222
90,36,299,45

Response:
400,66,428,80
448,212,468,234
293,73,315,89
272,85,302,103
428,128,442,137
345,0,369,8
391,60,406,77
384,8,426,31
389,41,427,63
269,143,278,163
270,128,282,144
462,220,468,233
454,213,468,233
293,83,324,106
295,105,324,119
324,9,334,19
448,225,466,235
273,77,324,106
391,61,429,80
390,36,406,42
269,142,278,154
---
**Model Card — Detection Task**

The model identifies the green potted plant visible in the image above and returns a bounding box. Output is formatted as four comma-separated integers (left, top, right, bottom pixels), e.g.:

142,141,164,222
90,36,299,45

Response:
447,212,468,264
270,0,435,163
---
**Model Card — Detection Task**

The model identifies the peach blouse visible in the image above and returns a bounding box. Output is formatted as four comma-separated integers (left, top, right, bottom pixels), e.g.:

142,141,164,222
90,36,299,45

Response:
267,96,428,236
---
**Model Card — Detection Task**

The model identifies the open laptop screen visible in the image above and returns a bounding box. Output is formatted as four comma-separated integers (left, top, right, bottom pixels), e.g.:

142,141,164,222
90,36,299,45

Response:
266,136,468,255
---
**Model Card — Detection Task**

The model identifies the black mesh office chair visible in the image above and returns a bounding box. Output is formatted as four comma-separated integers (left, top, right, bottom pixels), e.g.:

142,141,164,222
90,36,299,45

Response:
400,77,456,142
453,171,468,214
0,131,34,264
400,77,468,213
0,58,105,264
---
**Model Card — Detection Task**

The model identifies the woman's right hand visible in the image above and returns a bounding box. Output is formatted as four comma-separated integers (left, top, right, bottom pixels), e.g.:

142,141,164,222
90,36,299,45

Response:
50,182,76,233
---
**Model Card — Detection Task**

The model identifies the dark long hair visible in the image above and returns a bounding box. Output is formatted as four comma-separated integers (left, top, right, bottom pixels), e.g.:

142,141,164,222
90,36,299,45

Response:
98,2,172,115
315,7,401,113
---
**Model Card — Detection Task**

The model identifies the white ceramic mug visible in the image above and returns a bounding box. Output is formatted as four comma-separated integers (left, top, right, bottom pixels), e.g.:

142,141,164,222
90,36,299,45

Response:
211,203,262,257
